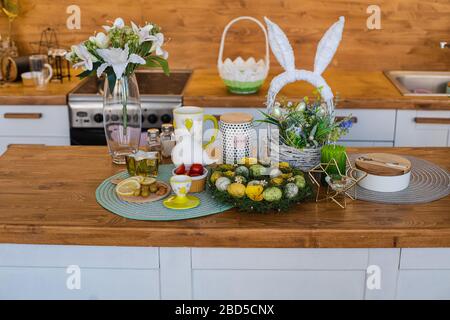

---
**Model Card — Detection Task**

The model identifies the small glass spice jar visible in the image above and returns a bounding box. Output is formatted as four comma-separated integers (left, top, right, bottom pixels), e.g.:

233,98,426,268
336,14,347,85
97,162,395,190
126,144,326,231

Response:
160,124,176,158
147,128,161,155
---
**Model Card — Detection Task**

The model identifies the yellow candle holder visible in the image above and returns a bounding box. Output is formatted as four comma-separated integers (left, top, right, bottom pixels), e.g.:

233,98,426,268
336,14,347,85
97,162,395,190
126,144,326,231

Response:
164,175,200,210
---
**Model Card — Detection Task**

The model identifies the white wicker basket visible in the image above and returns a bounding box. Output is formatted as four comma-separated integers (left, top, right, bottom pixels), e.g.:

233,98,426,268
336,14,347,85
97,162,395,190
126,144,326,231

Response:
279,144,322,172
218,16,270,94
263,16,345,171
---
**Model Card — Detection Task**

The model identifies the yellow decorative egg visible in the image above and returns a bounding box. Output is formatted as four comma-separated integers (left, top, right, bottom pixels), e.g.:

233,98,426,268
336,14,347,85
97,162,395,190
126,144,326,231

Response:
281,173,293,179
210,171,223,184
227,183,246,198
271,177,284,186
245,185,264,202
279,162,290,170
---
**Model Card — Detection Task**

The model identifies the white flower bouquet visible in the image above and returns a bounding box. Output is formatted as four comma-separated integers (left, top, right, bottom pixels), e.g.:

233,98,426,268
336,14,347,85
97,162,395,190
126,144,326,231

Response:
66,17,169,92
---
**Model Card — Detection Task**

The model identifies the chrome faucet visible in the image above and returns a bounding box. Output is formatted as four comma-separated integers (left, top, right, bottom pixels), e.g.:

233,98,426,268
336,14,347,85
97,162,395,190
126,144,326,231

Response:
440,42,449,49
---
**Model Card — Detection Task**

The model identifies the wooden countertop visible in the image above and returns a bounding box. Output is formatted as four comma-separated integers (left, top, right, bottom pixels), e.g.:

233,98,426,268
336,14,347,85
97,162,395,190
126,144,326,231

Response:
183,69,450,110
0,145,449,248
0,76,81,106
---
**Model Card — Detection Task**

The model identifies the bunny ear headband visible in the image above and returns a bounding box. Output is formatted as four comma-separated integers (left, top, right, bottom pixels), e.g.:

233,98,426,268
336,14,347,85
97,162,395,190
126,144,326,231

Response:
265,16,345,115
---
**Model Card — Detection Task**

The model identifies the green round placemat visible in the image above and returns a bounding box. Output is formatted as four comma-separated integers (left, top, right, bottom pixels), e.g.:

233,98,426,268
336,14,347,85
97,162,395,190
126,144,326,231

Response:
96,164,233,221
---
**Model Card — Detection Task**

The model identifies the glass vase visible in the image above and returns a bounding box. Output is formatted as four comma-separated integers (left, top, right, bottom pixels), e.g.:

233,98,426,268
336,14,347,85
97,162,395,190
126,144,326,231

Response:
103,74,142,164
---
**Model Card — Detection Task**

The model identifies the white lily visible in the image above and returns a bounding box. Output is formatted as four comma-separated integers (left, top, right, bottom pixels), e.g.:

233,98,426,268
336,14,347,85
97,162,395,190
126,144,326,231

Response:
96,44,146,79
89,32,109,49
149,33,168,59
70,44,97,71
131,22,154,45
103,17,125,32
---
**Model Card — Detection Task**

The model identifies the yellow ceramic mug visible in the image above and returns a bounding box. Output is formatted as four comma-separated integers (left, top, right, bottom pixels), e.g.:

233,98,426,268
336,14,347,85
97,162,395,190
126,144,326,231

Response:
173,106,219,149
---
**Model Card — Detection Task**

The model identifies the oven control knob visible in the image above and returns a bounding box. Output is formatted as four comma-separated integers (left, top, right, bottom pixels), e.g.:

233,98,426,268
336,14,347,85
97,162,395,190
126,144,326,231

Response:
148,114,159,124
93,113,103,123
161,114,172,124
111,114,119,122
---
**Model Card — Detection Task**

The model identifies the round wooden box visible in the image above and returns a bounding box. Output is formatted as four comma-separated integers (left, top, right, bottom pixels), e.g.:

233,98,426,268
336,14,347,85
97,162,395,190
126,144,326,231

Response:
355,153,412,193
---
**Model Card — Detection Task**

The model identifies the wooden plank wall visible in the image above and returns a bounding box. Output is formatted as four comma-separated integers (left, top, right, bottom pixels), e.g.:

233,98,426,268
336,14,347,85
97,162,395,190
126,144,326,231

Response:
0,0,449,71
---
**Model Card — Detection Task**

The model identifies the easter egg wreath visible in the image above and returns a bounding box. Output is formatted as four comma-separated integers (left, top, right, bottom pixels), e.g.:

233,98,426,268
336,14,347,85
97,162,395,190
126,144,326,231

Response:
208,159,313,213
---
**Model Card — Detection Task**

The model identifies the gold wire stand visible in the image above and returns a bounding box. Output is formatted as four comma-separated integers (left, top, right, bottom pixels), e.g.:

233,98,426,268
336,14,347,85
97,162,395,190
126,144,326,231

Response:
308,152,367,209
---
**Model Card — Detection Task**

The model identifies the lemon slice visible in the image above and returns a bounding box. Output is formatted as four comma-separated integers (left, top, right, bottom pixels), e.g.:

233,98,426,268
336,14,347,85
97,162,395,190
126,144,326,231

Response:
141,177,157,186
127,176,144,183
116,179,141,197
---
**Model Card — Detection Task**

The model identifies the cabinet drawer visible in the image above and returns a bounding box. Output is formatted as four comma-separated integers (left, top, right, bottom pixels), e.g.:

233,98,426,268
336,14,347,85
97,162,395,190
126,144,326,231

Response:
192,248,368,270
193,270,365,300
0,136,70,156
397,270,450,300
0,106,70,137
400,248,450,270
0,244,159,269
395,110,450,147
0,267,159,300
335,109,396,141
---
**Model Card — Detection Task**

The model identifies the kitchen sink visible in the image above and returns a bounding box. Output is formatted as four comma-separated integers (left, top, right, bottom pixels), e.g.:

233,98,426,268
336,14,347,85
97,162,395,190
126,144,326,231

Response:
384,71,450,97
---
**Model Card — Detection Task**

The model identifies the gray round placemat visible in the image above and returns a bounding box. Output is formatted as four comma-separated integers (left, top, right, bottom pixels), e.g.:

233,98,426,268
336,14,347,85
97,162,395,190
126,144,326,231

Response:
96,164,233,221
351,155,450,204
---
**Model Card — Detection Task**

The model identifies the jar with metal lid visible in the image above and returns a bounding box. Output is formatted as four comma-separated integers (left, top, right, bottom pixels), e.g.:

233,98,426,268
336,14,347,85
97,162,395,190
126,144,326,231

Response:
147,128,161,155
160,124,176,158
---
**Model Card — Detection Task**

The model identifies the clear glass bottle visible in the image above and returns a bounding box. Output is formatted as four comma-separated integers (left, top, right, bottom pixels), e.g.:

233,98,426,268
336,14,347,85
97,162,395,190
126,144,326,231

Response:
147,128,161,155
160,124,176,158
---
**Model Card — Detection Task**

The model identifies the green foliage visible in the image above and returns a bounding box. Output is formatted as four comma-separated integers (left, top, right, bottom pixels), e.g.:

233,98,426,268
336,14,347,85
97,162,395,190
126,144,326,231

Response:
146,56,170,75
258,90,352,149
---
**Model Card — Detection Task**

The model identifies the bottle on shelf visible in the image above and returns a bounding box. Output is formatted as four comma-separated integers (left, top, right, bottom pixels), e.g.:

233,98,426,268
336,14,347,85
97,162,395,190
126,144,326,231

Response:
160,124,176,158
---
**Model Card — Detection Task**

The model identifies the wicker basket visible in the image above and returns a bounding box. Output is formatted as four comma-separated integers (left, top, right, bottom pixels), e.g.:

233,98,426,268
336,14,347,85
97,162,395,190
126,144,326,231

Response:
262,18,346,171
218,16,270,94
279,144,322,171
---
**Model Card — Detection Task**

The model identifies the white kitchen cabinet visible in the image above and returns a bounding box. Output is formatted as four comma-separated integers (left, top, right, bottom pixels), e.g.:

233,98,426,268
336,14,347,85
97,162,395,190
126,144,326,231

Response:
193,269,365,300
0,244,160,300
191,248,392,300
335,109,397,144
3,245,450,300
0,267,160,300
0,105,70,156
395,110,450,147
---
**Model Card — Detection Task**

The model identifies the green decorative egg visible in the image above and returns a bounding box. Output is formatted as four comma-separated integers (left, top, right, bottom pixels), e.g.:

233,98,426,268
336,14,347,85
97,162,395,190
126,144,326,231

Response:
235,166,250,178
215,177,231,192
263,187,283,202
250,164,267,178
294,175,306,189
284,183,299,199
